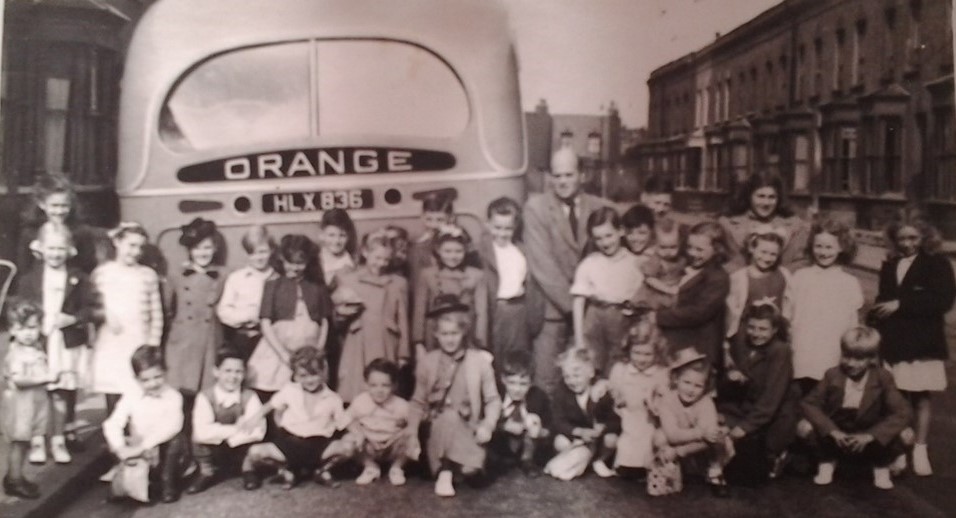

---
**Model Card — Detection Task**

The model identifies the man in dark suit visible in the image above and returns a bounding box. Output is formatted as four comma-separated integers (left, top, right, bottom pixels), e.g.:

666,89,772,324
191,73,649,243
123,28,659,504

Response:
523,147,611,393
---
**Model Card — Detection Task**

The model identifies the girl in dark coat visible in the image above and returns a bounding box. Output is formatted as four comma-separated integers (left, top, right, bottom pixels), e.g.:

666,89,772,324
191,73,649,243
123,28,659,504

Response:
870,209,955,477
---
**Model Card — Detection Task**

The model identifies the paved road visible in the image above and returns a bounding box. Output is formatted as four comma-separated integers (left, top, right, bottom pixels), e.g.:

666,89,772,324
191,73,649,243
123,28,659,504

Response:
54,268,956,518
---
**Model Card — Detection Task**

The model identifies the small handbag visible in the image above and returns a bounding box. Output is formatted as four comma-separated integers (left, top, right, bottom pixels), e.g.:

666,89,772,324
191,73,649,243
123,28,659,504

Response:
647,454,682,496
110,459,150,503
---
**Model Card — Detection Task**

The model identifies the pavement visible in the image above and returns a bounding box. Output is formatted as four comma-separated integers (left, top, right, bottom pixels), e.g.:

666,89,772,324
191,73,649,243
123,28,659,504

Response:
3,223,956,517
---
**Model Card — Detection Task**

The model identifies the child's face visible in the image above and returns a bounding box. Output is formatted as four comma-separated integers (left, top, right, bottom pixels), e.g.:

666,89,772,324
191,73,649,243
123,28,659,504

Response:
839,349,872,380
895,225,921,257
686,233,716,268
248,243,272,271
812,232,842,268
321,225,349,256
189,237,217,268
422,211,451,232
365,370,395,405
629,343,656,371
625,224,653,255
39,232,71,269
434,317,466,355
675,368,707,405
363,244,392,274
501,373,532,402
282,258,307,279
436,241,466,269
114,233,146,266
487,213,517,247
749,187,779,220
642,193,672,219
656,232,681,261
750,239,781,272
591,222,624,257
136,366,167,396
745,318,776,347
9,316,41,347
561,362,594,394
296,367,326,393
214,358,245,392
39,192,72,224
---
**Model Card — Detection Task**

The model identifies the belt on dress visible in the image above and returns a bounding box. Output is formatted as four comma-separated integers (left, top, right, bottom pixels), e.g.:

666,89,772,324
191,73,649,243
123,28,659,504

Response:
497,294,526,304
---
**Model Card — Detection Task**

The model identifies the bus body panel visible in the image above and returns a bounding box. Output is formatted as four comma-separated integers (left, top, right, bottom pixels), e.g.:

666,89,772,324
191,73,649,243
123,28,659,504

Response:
118,0,525,269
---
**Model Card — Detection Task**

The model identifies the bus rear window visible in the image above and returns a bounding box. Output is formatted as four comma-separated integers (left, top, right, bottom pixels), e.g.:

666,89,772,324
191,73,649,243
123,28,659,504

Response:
316,41,468,138
161,40,469,152
162,42,311,151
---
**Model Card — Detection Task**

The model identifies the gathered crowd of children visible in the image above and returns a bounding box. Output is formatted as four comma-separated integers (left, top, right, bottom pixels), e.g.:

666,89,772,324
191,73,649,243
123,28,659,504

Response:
1,166,953,505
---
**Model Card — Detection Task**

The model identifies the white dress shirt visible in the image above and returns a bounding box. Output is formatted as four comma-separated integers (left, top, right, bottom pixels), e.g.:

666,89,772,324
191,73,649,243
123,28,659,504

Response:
493,242,527,299
217,266,274,328
103,385,183,452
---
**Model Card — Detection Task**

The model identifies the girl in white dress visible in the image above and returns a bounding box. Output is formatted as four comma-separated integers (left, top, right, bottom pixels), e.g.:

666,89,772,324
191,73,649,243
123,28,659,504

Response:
789,217,863,395
609,317,669,474
91,223,163,414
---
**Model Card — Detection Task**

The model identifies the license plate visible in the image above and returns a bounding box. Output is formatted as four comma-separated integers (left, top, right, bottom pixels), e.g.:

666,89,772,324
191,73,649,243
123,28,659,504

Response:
262,189,373,213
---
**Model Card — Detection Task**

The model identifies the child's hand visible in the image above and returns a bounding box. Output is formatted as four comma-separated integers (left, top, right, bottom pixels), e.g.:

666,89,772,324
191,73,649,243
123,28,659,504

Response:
525,414,543,439
241,319,259,329
702,428,722,443
847,433,874,453
829,430,850,449
725,370,747,384
590,379,609,402
55,313,78,329
502,419,525,436
236,418,257,435
118,445,144,461
397,357,410,369
871,300,900,319
729,426,747,440
658,446,677,462
474,424,493,444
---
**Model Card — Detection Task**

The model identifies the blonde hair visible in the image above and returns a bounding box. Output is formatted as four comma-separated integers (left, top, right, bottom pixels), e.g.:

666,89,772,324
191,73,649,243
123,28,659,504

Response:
30,222,76,260
840,326,881,357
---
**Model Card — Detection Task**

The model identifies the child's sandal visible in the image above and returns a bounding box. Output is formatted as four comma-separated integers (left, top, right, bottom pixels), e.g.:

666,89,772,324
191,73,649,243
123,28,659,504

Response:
314,470,340,488
278,469,296,490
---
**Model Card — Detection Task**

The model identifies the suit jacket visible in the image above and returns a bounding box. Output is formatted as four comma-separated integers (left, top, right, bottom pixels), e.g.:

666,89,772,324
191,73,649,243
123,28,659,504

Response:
496,384,553,433
523,191,612,319
476,232,545,339
801,366,912,446
17,266,99,348
874,253,955,362
718,336,797,434
408,348,502,433
550,381,621,439
656,262,730,366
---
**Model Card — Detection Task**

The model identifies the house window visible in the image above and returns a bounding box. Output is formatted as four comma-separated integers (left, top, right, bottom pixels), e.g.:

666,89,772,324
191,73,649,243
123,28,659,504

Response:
823,125,858,193
44,78,71,174
853,20,867,87
790,132,811,192
834,28,846,93
779,55,788,106
861,117,903,194
906,0,923,72
765,61,774,110
813,38,823,97
931,108,956,200
796,44,806,101
704,145,720,190
884,7,898,81
750,68,758,111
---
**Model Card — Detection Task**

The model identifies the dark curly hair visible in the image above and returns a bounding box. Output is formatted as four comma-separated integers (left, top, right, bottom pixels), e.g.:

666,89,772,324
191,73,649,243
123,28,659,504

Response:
271,234,323,285
726,170,795,218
